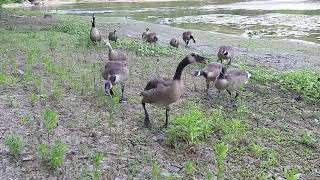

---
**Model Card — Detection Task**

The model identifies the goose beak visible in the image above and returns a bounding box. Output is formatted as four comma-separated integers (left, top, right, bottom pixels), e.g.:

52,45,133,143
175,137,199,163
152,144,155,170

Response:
197,55,208,64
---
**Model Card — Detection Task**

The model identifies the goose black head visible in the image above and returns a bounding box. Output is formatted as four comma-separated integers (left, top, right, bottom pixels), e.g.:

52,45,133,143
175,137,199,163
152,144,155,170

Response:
187,53,207,64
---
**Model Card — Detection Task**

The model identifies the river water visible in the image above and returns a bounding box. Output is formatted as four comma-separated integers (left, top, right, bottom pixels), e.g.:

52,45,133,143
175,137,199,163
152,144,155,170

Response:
52,0,320,44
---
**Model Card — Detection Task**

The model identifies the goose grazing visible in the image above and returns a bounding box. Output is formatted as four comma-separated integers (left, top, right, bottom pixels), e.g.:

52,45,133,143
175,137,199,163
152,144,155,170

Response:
146,32,158,44
103,40,127,62
182,31,196,47
194,62,225,95
90,13,102,43
102,61,129,103
142,28,150,40
217,45,234,65
141,53,207,128
214,67,251,100
170,37,179,48
108,30,118,43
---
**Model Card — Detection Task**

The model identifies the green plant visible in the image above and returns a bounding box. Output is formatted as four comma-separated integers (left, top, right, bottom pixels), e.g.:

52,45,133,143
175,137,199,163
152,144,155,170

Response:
184,160,194,178
249,143,263,157
205,171,214,180
284,167,299,180
213,142,229,180
150,161,161,180
5,133,24,157
166,106,214,146
30,92,38,107
20,115,32,125
301,132,316,146
52,80,63,99
262,149,279,169
38,141,67,168
0,0,23,5
43,109,59,138
92,152,104,180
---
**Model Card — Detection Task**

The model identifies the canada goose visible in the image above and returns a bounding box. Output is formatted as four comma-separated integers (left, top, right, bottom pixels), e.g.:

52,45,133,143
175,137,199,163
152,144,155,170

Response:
102,61,129,103
141,53,207,128
108,30,118,43
214,67,251,100
146,32,158,44
217,45,234,65
194,62,225,95
170,38,179,48
142,28,150,40
182,31,196,47
103,40,127,62
90,13,102,43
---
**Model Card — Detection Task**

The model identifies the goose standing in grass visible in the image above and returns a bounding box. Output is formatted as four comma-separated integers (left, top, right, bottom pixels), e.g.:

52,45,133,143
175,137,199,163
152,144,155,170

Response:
214,67,251,101
90,13,101,43
170,37,179,48
102,61,129,103
108,30,118,43
142,28,150,40
193,62,225,96
182,31,196,47
217,45,234,65
141,53,207,128
103,40,127,62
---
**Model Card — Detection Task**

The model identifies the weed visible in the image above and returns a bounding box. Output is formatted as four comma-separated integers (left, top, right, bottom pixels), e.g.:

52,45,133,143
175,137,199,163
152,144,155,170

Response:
4,133,24,157
249,143,263,157
150,161,161,180
184,160,194,178
51,80,63,99
92,152,104,180
38,140,67,168
8,95,19,108
284,167,299,180
20,115,32,125
0,0,23,5
43,109,59,140
205,171,214,180
42,57,56,73
0,72,9,85
301,132,316,146
30,92,38,107
213,142,229,180
262,149,279,169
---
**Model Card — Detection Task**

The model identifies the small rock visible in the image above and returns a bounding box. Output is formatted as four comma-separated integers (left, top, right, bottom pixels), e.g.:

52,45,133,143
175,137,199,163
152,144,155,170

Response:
23,155,35,161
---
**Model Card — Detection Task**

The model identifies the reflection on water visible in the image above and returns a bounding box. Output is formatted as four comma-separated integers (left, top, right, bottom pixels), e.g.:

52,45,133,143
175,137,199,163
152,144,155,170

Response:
52,0,320,44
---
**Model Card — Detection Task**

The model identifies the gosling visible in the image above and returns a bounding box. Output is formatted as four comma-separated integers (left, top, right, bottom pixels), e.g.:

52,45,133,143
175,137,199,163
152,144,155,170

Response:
217,45,234,65
182,31,196,47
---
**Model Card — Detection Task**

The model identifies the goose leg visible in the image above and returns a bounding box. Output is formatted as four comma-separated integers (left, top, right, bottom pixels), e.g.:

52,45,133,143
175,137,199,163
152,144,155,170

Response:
119,84,126,103
110,89,114,97
142,102,150,128
186,40,189,46
163,107,170,129
235,92,239,99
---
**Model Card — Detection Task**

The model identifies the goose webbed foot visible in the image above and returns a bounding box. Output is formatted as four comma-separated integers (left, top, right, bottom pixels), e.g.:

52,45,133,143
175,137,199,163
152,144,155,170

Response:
119,96,127,103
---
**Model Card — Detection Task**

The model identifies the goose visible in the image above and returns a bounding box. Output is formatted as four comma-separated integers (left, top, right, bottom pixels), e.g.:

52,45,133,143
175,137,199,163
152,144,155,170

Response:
217,45,234,65
214,67,251,100
90,13,102,43
182,31,196,47
141,53,207,128
103,40,127,62
194,62,225,95
146,32,158,44
170,38,179,48
108,30,118,43
102,61,129,103
142,28,150,40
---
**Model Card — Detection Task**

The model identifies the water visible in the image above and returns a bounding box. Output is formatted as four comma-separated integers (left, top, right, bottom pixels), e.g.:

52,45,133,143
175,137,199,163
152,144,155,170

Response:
52,0,320,44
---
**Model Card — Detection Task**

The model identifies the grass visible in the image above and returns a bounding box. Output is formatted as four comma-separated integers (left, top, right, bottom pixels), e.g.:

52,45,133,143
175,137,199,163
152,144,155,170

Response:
213,142,229,180
38,140,67,168
92,152,104,180
43,109,59,133
284,167,299,180
5,133,24,157
150,161,161,180
0,0,22,5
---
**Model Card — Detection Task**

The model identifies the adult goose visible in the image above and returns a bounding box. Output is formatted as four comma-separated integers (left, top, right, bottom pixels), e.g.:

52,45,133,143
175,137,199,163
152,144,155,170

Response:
108,30,118,43
103,40,127,62
217,45,234,65
102,61,129,103
141,53,207,128
214,67,251,100
90,13,102,43
194,62,225,95
182,31,196,47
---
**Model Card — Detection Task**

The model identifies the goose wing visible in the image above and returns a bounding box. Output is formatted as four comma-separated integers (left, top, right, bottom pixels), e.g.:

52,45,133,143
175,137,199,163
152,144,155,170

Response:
144,78,172,91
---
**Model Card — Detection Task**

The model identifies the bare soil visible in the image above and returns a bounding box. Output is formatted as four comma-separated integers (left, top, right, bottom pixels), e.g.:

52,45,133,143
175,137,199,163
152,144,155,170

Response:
0,11,319,179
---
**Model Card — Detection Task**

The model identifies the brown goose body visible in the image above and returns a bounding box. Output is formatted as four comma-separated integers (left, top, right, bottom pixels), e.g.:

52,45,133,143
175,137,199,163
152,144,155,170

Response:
108,30,118,43
194,62,225,94
182,31,196,46
141,53,207,128
102,61,129,103
217,45,234,65
90,14,101,43
146,32,158,43
103,40,127,62
142,28,150,40
214,67,251,99
169,38,179,48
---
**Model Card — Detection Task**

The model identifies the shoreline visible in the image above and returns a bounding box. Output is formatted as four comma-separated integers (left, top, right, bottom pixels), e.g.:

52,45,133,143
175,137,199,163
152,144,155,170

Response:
1,0,186,8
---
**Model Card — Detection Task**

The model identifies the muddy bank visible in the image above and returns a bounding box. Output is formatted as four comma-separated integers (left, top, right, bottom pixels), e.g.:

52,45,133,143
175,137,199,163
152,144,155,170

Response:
92,16,320,71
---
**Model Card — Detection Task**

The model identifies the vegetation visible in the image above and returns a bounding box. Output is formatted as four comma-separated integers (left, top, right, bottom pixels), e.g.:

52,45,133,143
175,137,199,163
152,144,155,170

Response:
5,134,24,157
38,141,67,168
0,0,22,5
92,152,104,180
284,167,299,180
150,161,161,180
213,142,229,180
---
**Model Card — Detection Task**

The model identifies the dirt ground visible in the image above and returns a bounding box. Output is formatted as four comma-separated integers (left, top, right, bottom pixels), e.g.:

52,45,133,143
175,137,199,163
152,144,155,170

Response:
0,11,319,179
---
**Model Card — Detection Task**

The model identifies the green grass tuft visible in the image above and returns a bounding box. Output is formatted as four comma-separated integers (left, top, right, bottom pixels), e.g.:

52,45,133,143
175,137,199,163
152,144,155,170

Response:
38,140,67,168
5,133,24,157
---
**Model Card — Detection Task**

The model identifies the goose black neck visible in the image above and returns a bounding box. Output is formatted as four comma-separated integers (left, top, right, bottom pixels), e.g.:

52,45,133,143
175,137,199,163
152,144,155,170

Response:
92,17,96,27
217,72,225,79
200,71,207,78
173,57,190,80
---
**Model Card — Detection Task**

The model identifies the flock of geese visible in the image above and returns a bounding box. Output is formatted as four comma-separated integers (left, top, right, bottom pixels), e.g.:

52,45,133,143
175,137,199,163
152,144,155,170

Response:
89,14,251,128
